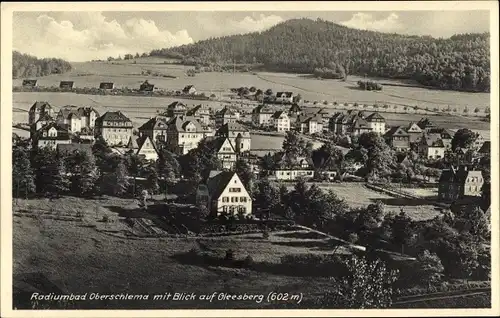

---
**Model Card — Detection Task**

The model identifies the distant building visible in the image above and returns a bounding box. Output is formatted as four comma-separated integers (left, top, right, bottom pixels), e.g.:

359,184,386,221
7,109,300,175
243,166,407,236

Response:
186,104,210,125
350,117,372,136
215,122,251,152
59,81,74,89
270,153,315,181
198,170,252,217
473,134,485,151
477,141,490,159
288,103,302,117
22,79,37,88
406,122,424,144
252,105,275,126
417,134,445,159
276,92,294,104
95,111,133,146
56,105,82,133
164,101,187,117
384,126,410,151
56,143,93,158
99,82,115,90
438,166,484,201
206,137,238,170
297,115,323,134
136,135,160,161
29,101,54,126
426,128,453,150
34,123,72,149
271,111,290,132
139,80,154,92
215,106,239,127
32,113,54,136
417,118,437,132
182,85,196,95
365,112,386,135
77,107,100,129
138,116,170,143
166,116,205,155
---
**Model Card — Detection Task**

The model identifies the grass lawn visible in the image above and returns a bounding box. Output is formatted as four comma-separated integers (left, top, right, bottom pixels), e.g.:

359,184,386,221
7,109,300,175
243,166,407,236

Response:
12,196,349,309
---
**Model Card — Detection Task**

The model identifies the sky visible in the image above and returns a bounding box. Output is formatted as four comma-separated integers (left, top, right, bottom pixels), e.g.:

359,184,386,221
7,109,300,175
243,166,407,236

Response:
13,11,490,62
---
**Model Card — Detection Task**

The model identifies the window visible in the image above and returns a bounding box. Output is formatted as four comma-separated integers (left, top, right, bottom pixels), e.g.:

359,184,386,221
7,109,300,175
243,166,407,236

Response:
229,188,241,193
239,207,246,213
222,197,229,202
240,197,247,202
223,206,228,213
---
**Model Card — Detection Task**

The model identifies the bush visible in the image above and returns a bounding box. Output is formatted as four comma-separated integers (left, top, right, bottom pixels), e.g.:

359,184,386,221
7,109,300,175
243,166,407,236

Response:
262,228,270,239
101,215,110,223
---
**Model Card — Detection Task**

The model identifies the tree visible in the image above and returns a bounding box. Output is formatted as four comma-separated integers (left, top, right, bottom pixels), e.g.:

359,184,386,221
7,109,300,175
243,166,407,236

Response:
249,86,256,93
157,148,180,194
451,128,478,151
415,250,445,287
390,210,415,254
45,155,71,196
102,161,130,197
125,152,147,196
68,151,99,196
293,94,302,104
12,144,36,199
235,158,254,192
321,255,398,308
144,164,160,194
265,88,273,96
455,205,490,241
354,201,385,233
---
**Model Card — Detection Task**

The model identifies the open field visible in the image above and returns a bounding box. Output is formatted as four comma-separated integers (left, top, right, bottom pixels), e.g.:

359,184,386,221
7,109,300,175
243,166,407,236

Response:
13,196,349,309
294,182,441,221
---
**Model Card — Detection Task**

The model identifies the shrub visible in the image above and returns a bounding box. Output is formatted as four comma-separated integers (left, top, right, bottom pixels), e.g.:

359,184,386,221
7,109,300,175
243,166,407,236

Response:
262,228,270,239
474,107,480,113
101,215,110,223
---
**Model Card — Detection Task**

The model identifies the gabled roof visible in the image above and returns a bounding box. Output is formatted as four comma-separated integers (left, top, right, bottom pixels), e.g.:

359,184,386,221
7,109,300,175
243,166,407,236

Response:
77,107,100,118
58,106,81,119
420,134,445,147
206,137,236,154
137,135,159,156
384,126,409,137
36,123,70,140
352,117,371,129
206,170,238,199
298,114,322,124
168,116,203,132
186,104,209,116
417,118,436,129
30,101,52,113
426,128,453,139
35,112,54,123
167,101,187,110
56,143,92,157
253,105,274,114
216,122,249,135
127,136,140,149
217,106,237,116
138,116,169,131
396,153,411,165
96,111,131,123
365,112,385,122
406,122,423,133
271,110,287,119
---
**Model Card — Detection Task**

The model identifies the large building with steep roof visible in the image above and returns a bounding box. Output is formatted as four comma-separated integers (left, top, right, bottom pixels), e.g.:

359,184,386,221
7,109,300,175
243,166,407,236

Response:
166,116,205,154
417,134,446,159
215,106,239,127
384,126,410,151
215,122,251,153
252,105,275,126
271,111,290,132
34,122,72,149
29,101,54,126
95,111,133,146
438,166,484,201
365,112,386,134
138,116,170,143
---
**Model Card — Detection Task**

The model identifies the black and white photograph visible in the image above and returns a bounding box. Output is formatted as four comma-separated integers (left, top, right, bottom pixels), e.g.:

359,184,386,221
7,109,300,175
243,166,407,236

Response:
1,1,498,316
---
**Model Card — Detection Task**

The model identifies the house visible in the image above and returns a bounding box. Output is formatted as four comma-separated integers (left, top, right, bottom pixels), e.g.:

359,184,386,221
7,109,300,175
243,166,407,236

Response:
251,105,275,126
56,143,93,158
477,141,490,159
417,135,445,159
365,112,386,135
138,116,170,143
206,137,238,169
56,105,82,133
276,92,294,104
426,128,453,150
166,116,205,155
136,135,160,161
473,134,485,151
77,107,100,129
270,153,315,181
350,117,372,136
396,153,412,167
384,126,410,151
297,115,323,134
29,101,54,126
406,122,424,144
331,111,363,136
126,136,140,152
139,80,154,92
215,106,239,127
99,82,114,90
198,170,252,217
271,111,290,132
438,166,484,201
215,122,251,152
182,85,196,95
164,101,187,117
94,111,133,146
34,123,72,149
22,79,37,88
59,81,74,89
186,104,210,125
31,113,55,138
417,118,437,132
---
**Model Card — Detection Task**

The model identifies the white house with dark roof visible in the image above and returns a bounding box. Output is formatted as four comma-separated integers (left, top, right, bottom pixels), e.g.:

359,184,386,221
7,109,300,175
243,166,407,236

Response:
166,116,205,154
138,116,170,143
297,115,323,134
271,111,290,132
186,104,211,125
215,122,251,152
35,123,72,149
417,134,446,159
77,107,100,129
215,106,239,127
182,85,196,95
56,105,82,133
29,101,54,126
252,105,275,126
206,136,238,169
136,135,160,161
197,170,252,217
270,152,315,181
365,112,386,134
95,111,133,146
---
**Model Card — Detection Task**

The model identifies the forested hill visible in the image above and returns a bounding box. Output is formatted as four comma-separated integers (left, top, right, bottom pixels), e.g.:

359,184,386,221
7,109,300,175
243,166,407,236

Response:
12,51,73,79
150,18,490,92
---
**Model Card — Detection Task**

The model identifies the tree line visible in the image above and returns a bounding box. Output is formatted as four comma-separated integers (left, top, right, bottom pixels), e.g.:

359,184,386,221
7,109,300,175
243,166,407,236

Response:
12,51,72,79
150,18,490,92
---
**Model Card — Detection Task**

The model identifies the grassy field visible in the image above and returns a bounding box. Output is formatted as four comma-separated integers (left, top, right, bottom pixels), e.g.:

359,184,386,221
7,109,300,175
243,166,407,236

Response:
12,196,348,309
295,182,441,221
